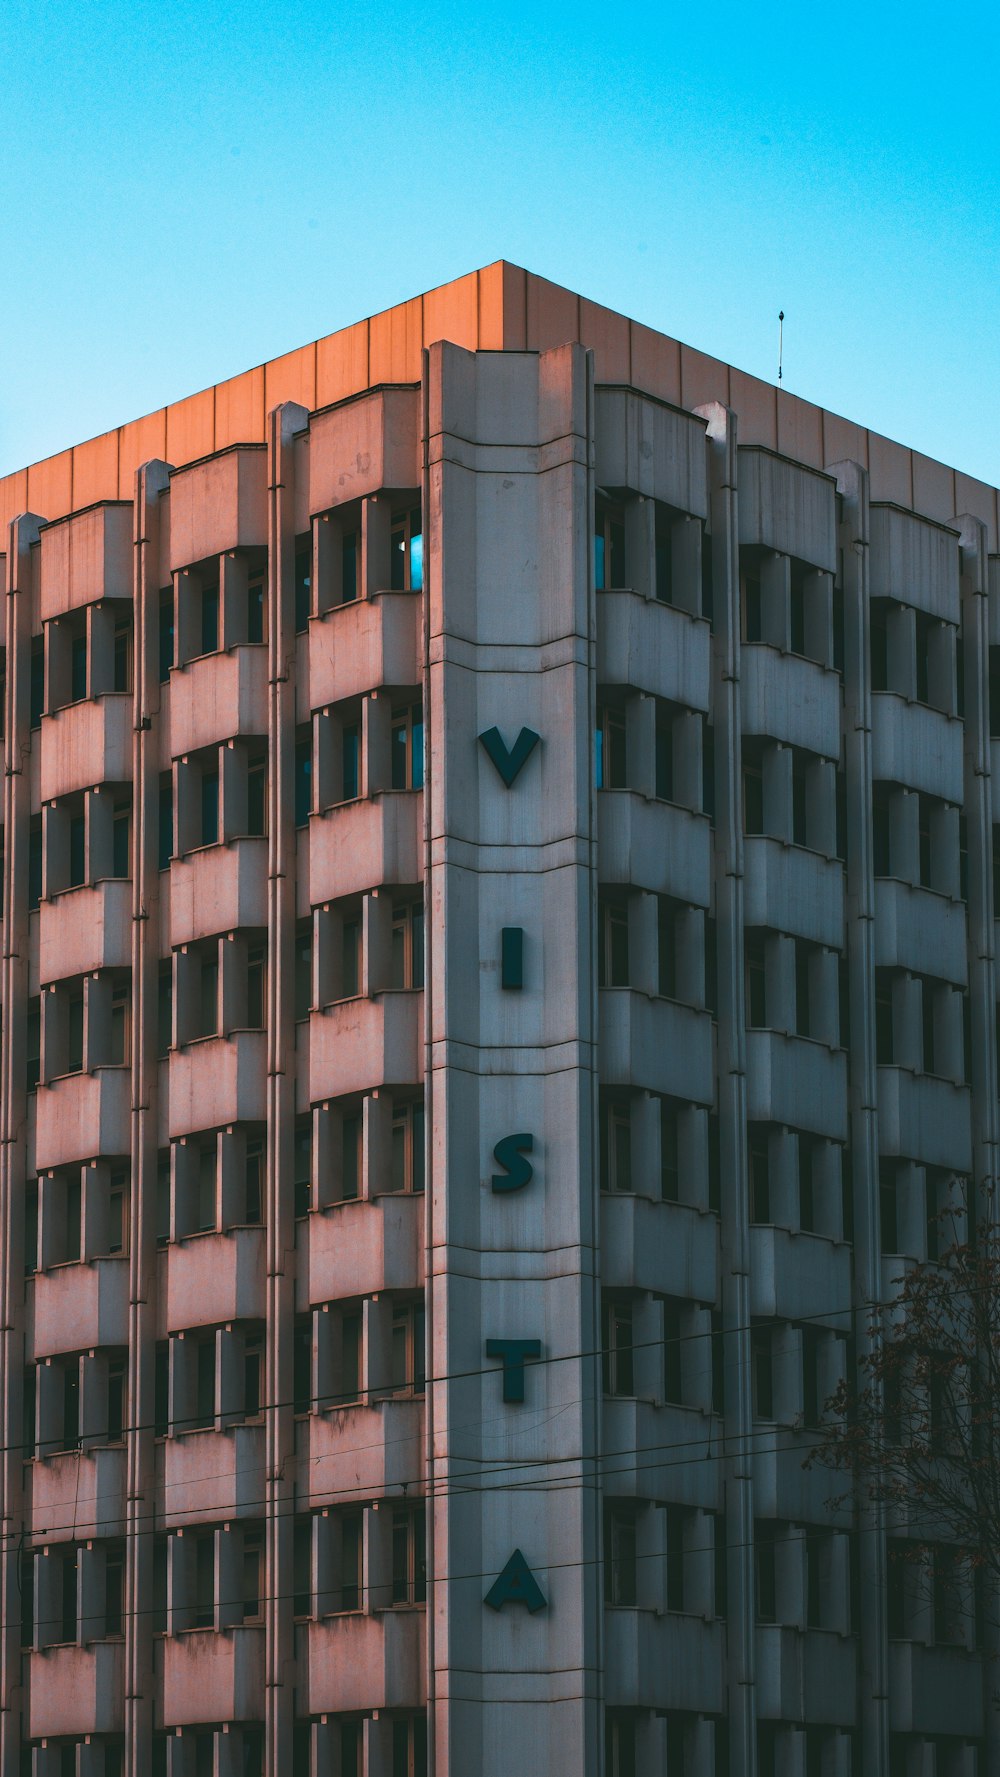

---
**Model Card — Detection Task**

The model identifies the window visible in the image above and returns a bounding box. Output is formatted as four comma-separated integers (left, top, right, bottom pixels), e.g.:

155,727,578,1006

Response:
246,943,266,1029
595,704,627,790
745,934,766,1028
69,629,88,702
293,1317,313,1414
28,817,42,910
67,990,85,1074
337,1509,364,1611
798,1136,815,1233
755,1521,777,1621
108,1167,128,1255
247,752,266,837
241,1527,263,1622
665,1503,687,1611
749,1128,770,1223
244,1137,264,1226
200,581,219,656
594,500,625,590
390,507,423,593
340,913,361,999
200,767,219,848
743,755,764,835
113,617,132,693
801,1326,822,1427
197,1140,217,1233
58,1546,78,1643
390,1302,426,1395
654,702,673,800
295,733,312,826
604,1503,637,1605
109,980,130,1065
391,703,424,791
159,591,174,683
663,1300,683,1404
792,753,808,846
159,776,173,870
598,898,629,988
875,973,894,1065
158,962,173,1059
606,1713,637,1777
391,1716,427,1777
193,1531,214,1627
391,1100,425,1194
741,560,762,642
69,810,86,887
390,900,424,990
196,947,219,1040
391,1505,426,1604
294,923,312,1021
294,1121,312,1218
105,1544,125,1636
295,547,311,633
751,1325,774,1420
111,801,130,879
29,637,44,729
26,1001,40,1093
341,722,360,802
247,570,265,645
602,1297,634,1397
880,1163,899,1254
794,940,812,1038
341,1110,362,1201
243,1331,263,1421
600,1097,631,1194
660,1100,679,1201
657,897,678,998
870,602,888,691
341,527,359,603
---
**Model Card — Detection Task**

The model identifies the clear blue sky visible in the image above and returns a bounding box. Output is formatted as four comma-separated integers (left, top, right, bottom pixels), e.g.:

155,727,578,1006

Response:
2,0,998,485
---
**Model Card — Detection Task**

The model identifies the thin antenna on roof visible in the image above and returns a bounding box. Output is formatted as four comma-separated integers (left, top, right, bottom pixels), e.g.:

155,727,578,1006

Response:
777,310,785,389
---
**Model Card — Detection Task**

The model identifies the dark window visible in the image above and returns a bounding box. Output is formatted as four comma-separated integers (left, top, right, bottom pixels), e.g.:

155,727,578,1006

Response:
69,813,86,887
602,1297,634,1397
660,1100,679,1202
113,618,132,693
743,757,764,835
755,1522,777,1621
247,571,265,645
159,591,174,682
200,769,219,847
247,755,266,837
341,724,360,802
749,1129,770,1223
112,804,130,879
200,583,219,656
295,548,311,633
159,777,173,870
870,603,888,691
663,1300,683,1404
751,1326,773,1419
295,735,312,826
341,531,358,603
880,1163,899,1254
30,638,44,729
71,632,88,703
745,934,766,1028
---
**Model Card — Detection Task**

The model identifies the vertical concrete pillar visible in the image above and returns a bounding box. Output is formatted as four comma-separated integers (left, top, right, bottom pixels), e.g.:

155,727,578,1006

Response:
830,458,889,1776
954,512,1000,1767
265,400,308,1777
0,512,45,1777
694,402,757,1777
425,341,601,1776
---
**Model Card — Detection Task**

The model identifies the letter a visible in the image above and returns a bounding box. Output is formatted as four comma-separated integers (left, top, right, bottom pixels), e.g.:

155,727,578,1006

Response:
484,1548,546,1613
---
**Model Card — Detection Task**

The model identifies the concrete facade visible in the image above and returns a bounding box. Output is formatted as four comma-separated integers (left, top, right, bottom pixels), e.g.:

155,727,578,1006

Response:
1,263,998,1777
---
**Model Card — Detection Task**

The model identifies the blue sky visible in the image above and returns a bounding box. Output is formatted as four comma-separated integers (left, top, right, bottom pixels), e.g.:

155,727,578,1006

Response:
2,0,998,484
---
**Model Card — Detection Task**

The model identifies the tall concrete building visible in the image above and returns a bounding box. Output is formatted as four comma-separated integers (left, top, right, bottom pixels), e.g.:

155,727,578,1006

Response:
0,263,997,1777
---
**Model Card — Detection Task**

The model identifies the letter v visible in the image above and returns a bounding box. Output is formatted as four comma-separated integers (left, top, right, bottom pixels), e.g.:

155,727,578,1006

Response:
478,726,540,787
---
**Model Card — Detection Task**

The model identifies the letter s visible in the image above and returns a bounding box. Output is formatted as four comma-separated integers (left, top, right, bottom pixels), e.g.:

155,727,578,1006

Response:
491,1133,535,1194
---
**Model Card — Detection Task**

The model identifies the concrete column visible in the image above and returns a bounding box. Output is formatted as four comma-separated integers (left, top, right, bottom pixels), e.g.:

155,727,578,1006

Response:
954,513,1000,1766
425,342,602,1776
695,402,757,1777
0,512,44,1777
264,400,309,1777
830,457,889,1776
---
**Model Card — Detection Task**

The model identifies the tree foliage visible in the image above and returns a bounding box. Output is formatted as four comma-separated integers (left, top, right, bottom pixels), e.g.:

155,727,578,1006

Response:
810,1213,1000,1592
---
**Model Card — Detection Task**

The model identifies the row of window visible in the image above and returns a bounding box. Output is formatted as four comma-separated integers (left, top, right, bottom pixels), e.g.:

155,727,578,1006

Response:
19,1717,429,1777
